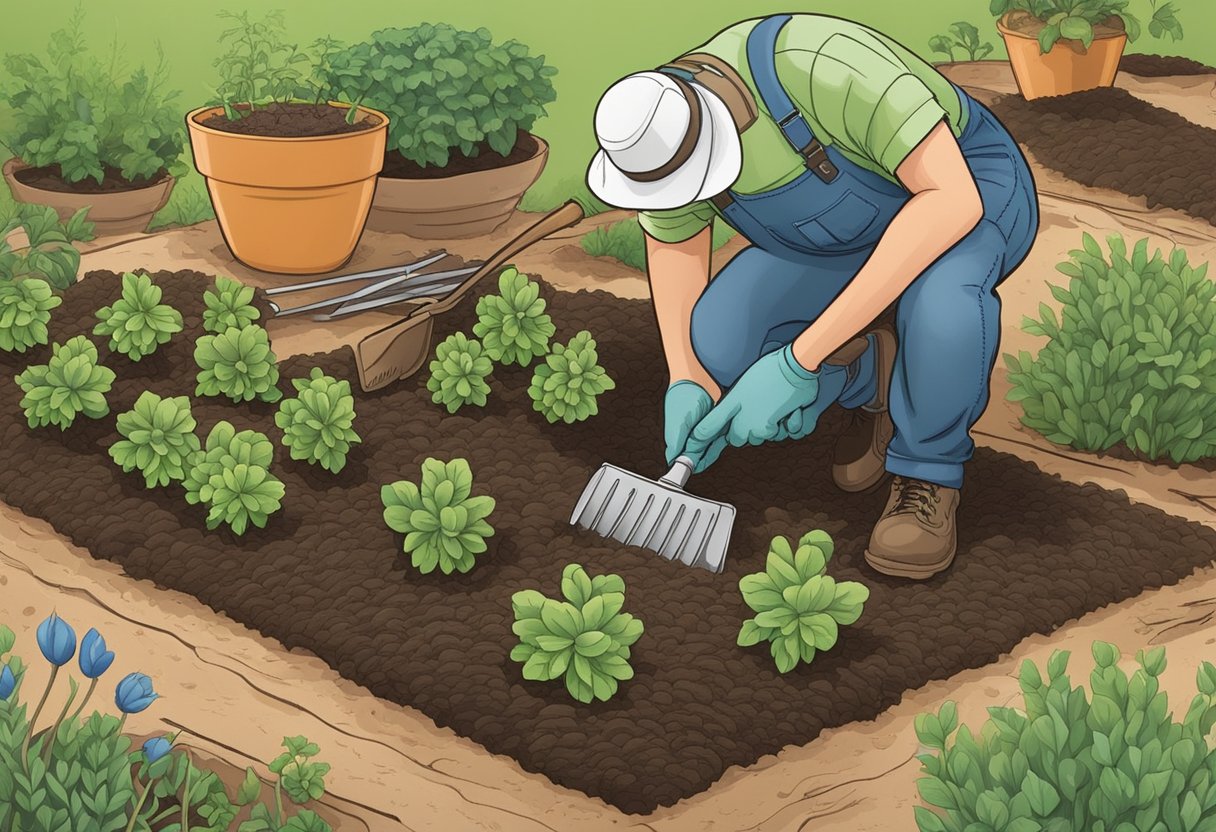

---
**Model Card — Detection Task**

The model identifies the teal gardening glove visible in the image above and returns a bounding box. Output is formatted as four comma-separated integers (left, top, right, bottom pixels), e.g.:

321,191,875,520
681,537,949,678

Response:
663,380,713,465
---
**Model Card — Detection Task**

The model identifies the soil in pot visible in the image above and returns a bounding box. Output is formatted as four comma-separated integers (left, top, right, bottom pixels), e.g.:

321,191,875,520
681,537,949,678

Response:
1119,53,1216,77
200,102,381,138
380,131,541,179
1001,10,1126,42
12,163,169,194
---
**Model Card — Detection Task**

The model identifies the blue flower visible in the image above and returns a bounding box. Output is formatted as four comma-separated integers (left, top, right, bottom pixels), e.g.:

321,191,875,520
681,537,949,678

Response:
142,735,173,763
36,613,77,667
0,665,15,700
115,673,158,714
79,628,115,679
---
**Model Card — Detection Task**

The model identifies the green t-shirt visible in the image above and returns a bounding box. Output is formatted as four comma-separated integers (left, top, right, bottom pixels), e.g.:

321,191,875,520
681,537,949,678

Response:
638,15,968,244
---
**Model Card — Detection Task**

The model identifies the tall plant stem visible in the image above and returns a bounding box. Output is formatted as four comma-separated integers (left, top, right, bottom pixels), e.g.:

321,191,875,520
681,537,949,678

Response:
66,677,98,724
40,675,79,765
19,665,58,771
123,778,152,832
181,750,191,832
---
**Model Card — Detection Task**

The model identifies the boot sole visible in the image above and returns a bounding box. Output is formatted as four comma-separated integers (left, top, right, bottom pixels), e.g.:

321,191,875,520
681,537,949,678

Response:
864,544,957,580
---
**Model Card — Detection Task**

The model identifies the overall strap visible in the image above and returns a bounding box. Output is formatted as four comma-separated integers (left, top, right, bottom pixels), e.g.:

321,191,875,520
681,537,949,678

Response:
746,14,839,184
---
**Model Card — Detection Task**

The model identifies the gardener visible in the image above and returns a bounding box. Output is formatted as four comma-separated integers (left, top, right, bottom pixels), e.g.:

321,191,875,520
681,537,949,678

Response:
585,14,1039,579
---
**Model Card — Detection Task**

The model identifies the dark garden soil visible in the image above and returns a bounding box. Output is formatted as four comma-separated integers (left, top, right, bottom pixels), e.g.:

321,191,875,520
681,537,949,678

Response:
1090,441,1216,473
13,164,169,194
991,87,1216,227
1120,53,1216,77
200,103,381,137
380,131,540,179
4,272,1216,814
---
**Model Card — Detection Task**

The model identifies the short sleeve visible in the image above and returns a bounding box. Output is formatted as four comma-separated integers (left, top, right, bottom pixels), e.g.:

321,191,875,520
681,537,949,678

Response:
637,202,715,244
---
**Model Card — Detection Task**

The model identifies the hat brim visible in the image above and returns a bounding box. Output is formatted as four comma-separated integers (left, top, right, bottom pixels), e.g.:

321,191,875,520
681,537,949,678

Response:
586,84,742,212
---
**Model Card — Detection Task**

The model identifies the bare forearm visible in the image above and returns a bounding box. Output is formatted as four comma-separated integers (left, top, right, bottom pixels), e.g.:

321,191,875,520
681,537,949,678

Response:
646,228,719,393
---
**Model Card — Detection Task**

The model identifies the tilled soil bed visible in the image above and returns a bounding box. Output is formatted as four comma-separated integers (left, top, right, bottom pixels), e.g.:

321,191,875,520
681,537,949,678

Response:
4,271,1216,814
1120,53,1216,77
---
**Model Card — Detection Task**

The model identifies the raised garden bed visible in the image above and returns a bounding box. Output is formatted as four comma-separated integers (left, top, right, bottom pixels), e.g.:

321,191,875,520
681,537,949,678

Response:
3,271,1216,814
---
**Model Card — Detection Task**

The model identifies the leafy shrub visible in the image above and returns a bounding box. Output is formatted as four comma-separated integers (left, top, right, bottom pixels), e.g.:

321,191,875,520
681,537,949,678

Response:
275,367,361,473
528,330,615,424
0,202,94,291
109,391,201,488
582,217,736,271
381,457,496,574
0,276,61,353
473,268,555,367
15,336,115,430
146,184,216,231
0,8,187,186
510,564,644,703
737,530,869,673
913,642,1216,832
325,23,558,168
194,323,282,403
202,275,260,334
93,271,183,361
183,421,285,534
929,22,995,62
989,0,1182,52
427,332,493,413
1005,234,1216,464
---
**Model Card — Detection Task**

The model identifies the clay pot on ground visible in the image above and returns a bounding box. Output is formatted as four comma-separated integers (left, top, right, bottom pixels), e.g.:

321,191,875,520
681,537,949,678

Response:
2,157,175,237
185,102,388,275
998,13,1128,99
368,133,548,239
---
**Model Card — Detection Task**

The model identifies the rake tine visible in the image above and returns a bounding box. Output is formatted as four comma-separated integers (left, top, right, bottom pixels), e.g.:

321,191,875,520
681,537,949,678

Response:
263,251,450,296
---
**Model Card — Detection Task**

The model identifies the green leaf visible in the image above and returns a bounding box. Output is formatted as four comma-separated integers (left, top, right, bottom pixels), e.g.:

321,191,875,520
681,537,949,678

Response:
235,767,261,805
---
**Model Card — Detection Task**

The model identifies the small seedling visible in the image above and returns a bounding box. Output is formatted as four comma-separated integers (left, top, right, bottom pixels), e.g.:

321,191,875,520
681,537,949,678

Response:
427,332,493,413
275,367,361,473
0,203,93,291
110,391,202,488
183,421,284,535
15,336,115,430
194,323,282,403
473,268,555,367
381,457,496,575
528,330,615,424
0,277,61,353
93,271,184,361
202,275,260,333
928,21,993,62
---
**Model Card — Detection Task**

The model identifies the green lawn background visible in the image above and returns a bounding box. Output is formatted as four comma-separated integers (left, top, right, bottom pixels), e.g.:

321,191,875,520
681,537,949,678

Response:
1,0,1212,221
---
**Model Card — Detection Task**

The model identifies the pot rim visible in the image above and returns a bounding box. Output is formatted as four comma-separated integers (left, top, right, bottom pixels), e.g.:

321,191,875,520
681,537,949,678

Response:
996,17,1129,42
377,133,550,185
2,156,174,193
185,101,390,143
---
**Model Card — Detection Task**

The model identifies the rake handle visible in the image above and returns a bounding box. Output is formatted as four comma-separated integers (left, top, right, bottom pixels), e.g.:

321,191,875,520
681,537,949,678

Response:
658,456,695,489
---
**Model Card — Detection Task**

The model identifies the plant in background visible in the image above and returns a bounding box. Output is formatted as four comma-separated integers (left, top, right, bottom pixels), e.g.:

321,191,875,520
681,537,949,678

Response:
93,271,184,360
989,0,1182,52
0,273,61,354
184,420,285,535
109,391,202,488
275,367,361,473
581,217,736,272
913,643,1216,832
15,335,115,430
929,22,996,62
427,332,493,413
202,274,260,334
510,564,644,704
473,268,555,367
1005,233,1216,464
528,330,615,424
324,23,558,168
194,323,282,403
737,530,869,673
0,202,94,292
1147,0,1184,40
381,457,496,575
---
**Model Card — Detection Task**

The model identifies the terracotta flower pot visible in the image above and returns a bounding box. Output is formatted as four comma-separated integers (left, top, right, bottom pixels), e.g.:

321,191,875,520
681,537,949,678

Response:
368,135,549,239
998,17,1127,99
2,157,175,237
185,103,388,275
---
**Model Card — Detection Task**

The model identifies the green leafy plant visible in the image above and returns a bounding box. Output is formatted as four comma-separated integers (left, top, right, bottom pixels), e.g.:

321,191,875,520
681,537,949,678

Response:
324,23,558,168
15,335,115,430
990,0,1182,52
0,202,95,292
737,530,870,673
929,22,996,62
510,564,644,704
473,268,556,367
913,642,1216,832
231,736,333,831
194,323,282,403
0,6,187,186
1005,233,1216,464
427,332,493,413
581,218,736,271
1147,0,1184,40
528,330,615,424
0,275,61,353
183,421,285,535
109,391,201,488
202,275,260,334
275,367,361,473
381,457,496,575
93,271,184,360
147,184,216,231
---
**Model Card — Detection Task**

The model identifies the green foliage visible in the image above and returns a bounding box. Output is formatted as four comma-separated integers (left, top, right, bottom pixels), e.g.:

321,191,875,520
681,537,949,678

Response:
109,391,202,489
0,7,187,185
473,268,556,367
15,335,115,430
0,276,61,354
275,367,361,473
1005,233,1216,464
183,421,285,535
0,202,94,292
528,330,615,424
990,0,1183,52
324,23,558,167
92,271,183,361
929,22,996,62
202,275,260,334
510,564,644,704
580,217,736,271
427,332,493,413
914,643,1216,832
194,323,282,403
146,184,215,231
737,530,869,673
381,458,496,575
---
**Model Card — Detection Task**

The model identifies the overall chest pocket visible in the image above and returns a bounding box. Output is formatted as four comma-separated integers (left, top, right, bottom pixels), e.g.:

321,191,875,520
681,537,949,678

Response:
790,191,881,252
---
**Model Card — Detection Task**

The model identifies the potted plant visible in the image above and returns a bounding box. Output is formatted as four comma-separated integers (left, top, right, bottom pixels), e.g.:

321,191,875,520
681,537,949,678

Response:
0,9,186,236
185,10,388,275
324,24,558,239
991,0,1183,99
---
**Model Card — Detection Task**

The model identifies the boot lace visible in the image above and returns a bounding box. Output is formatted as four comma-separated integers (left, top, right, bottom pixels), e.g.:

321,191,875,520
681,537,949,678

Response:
888,477,941,522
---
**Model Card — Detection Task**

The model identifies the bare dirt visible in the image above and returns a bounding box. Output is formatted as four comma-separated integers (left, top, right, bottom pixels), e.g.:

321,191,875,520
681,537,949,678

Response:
200,102,380,137
1121,53,1216,77
13,164,170,194
380,131,541,179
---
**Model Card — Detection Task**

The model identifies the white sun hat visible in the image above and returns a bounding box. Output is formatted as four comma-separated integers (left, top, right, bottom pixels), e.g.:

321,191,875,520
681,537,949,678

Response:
586,71,742,211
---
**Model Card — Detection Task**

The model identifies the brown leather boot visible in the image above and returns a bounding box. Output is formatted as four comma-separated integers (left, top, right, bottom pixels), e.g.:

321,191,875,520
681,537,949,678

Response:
865,477,959,579
831,327,896,493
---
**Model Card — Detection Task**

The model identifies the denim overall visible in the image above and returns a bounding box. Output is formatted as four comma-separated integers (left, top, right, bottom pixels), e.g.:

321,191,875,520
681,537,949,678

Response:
686,14,1039,489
